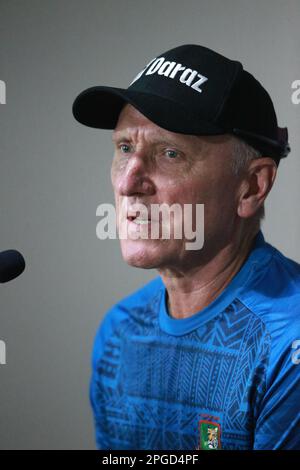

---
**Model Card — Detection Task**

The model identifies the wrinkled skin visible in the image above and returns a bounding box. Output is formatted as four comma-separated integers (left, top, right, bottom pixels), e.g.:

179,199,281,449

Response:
111,104,276,317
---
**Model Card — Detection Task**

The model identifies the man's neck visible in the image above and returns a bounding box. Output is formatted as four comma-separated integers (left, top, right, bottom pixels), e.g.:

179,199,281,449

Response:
159,229,258,320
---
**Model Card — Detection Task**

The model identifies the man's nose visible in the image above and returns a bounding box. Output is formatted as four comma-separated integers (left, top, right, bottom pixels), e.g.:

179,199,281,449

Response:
116,154,155,196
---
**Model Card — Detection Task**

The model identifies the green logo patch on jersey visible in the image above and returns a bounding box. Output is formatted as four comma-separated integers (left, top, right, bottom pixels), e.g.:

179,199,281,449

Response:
199,420,221,450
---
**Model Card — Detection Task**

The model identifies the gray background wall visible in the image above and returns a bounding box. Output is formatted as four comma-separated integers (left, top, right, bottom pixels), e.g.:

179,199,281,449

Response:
0,0,299,449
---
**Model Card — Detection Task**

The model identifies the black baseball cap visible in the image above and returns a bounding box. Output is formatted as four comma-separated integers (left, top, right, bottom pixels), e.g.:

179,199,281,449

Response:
72,44,290,164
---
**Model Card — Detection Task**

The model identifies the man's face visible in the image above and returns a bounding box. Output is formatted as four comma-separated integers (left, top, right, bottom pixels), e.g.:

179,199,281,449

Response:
111,104,240,270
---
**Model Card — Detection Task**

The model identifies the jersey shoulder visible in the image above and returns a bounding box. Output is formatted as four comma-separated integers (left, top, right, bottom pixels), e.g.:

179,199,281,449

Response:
239,242,300,344
92,276,163,361
104,275,163,323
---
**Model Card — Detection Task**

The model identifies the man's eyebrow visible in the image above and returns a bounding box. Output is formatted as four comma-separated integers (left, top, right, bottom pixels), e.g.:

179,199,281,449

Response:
112,132,192,150
112,132,129,142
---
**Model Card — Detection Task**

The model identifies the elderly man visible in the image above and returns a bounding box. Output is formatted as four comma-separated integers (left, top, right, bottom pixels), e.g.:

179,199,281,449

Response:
73,45,299,450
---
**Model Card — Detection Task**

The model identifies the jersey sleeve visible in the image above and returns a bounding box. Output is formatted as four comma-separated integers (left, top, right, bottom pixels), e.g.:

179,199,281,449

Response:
89,312,113,450
253,338,300,449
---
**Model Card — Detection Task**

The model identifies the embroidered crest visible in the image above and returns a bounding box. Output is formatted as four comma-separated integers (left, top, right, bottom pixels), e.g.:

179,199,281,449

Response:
199,420,221,450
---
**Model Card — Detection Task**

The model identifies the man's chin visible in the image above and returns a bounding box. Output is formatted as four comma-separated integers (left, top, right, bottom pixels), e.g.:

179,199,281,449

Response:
122,253,159,270
120,241,164,270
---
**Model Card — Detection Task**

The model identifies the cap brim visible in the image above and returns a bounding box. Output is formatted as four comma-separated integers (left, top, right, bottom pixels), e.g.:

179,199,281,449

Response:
72,86,223,135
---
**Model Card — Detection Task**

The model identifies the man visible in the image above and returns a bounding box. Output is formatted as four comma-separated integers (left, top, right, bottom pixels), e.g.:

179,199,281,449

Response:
73,45,300,450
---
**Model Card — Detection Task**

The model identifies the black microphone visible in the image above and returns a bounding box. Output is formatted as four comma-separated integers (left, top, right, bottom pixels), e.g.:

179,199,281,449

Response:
0,250,26,283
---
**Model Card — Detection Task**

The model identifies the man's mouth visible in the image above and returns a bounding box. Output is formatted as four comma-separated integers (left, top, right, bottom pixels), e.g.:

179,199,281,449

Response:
127,214,151,225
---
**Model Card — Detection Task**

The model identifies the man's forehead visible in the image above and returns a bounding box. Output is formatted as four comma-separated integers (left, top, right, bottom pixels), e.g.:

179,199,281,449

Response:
113,104,230,149
113,103,169,137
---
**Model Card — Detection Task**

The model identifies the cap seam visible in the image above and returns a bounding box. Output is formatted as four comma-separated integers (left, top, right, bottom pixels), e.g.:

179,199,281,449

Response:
213,62,243,123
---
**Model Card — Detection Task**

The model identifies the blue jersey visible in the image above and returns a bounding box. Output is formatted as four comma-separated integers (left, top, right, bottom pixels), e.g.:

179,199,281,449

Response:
90,231,300,450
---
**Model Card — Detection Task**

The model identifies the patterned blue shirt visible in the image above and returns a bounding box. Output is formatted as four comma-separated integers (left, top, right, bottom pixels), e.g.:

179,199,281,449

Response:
90,231,300,449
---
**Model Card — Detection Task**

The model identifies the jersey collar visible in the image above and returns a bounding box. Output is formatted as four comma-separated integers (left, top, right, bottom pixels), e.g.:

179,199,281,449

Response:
158,230,273,336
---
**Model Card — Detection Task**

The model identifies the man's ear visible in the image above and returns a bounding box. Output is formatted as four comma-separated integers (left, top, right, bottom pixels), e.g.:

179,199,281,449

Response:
237,157,277,219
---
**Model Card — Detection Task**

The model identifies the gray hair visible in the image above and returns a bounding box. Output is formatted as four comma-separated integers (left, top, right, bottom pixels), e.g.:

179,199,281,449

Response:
230,136,265,223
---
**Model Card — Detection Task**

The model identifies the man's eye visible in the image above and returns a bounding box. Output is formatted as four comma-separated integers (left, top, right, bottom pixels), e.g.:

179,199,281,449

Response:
119,144,131,153
165,149,179,159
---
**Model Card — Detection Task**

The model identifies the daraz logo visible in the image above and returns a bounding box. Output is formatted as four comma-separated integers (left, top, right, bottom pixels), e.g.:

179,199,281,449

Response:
130,56,208,93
